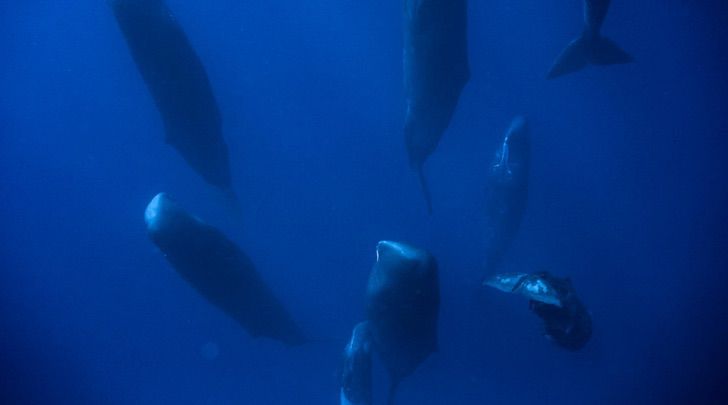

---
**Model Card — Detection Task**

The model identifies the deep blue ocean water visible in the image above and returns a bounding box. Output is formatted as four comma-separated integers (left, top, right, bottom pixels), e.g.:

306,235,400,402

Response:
2,1,727,404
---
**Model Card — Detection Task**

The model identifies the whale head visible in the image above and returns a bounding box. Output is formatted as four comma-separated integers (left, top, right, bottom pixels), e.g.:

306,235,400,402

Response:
490,116,530,186
144,192,199,241
375,241,422,264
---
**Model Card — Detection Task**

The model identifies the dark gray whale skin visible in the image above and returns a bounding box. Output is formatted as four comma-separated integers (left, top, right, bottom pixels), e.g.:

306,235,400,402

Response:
144,193,305,346
527,273,592,351
366,241,439,404
110,0,233,193
484,117,530,273
340,321,373,405
403,0,470,213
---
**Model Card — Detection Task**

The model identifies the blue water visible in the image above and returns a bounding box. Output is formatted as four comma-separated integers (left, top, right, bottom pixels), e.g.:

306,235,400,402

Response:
2,1,727,403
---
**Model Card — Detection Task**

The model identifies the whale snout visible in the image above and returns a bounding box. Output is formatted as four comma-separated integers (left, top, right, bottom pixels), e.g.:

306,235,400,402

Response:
375,240,422,264
144,193,184,235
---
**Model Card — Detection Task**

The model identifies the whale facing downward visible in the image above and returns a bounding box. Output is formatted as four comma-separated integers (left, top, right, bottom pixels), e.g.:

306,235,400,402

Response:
110,0,234,197
145,193,305,346
403,0,470,213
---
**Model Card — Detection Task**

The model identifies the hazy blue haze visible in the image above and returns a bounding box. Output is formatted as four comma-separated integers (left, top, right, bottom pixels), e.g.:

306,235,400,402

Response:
1,1,727,403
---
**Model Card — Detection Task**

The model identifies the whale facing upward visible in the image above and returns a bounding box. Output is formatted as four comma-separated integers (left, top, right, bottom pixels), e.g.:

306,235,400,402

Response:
340,321,373,405
547,0,633,79
145,193,305,346
110,0,235,197
484,117,530,274
366,241,440,405
403,0,470,213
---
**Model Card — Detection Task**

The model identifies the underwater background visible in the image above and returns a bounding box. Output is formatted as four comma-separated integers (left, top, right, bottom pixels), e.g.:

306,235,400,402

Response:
2,1,727,404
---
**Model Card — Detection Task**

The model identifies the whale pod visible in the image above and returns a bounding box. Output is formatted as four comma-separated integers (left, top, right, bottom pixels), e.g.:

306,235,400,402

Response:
144,193,305,345
110,0,234,195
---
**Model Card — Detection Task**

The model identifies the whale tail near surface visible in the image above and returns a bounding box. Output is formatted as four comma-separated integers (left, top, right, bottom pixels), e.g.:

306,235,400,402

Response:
547,33,633,79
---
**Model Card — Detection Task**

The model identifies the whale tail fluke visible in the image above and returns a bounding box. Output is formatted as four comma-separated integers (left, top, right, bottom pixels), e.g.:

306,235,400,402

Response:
417,166,433,215
547,33,632,79
590,36,633,66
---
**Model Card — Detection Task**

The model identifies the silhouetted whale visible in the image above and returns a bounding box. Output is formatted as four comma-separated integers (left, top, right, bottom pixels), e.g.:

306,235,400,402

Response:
366,241,439,404
403,0,470,213
340,322,373,405
484,272,592,350
547,0,633,79
484,117,530,273
110,0,234,196
144,193,305,345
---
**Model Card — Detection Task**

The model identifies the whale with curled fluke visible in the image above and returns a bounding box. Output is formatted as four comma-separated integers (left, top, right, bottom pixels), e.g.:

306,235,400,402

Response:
144,193,305,346
110,0,235,199
547,0,633,79
366,241,439,405
484,117,530,273
340,322,373,405
404,0,470,213
485,272,592,351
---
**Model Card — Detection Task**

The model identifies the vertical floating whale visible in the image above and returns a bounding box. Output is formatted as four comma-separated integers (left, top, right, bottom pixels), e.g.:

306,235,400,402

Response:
110,0,234,195
366,241,439,404
144,193,305,346
547,0,633,79
484,117,530,273
340,322,373,405
484,272,592,350
403,0,470,213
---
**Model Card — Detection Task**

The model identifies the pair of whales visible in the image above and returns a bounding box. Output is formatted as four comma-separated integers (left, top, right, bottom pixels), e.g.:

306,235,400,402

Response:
481,117,592,351
404,0,631,212
145,193,440,404
341,242,439,405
